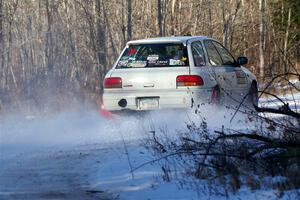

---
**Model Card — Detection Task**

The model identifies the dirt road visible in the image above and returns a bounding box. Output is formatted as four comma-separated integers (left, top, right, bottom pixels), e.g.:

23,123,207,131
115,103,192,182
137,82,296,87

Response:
0,144,116,200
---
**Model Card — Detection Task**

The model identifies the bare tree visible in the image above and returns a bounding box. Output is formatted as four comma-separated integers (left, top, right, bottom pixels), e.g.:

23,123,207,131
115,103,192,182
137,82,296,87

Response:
0,0,4,89
157,0,163,36
222,0,241,50
127,0,132,41
95,0,107,83
283,7,291,72
0,0,298,114
45,0,54,74
259,0,265,79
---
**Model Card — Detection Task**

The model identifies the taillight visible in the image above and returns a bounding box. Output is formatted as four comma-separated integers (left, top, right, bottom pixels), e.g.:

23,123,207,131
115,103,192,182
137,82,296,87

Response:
176,75,204,87
104,77,122,88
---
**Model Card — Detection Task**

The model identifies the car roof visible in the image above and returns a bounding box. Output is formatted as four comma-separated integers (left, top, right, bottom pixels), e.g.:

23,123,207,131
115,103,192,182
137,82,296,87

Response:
127,36,212,45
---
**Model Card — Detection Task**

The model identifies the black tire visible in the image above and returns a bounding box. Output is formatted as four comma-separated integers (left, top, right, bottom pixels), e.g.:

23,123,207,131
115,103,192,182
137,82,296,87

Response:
248,83,258,107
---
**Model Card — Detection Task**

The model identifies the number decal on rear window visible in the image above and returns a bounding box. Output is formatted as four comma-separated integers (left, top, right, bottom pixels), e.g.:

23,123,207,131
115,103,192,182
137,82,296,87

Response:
116,43,189,68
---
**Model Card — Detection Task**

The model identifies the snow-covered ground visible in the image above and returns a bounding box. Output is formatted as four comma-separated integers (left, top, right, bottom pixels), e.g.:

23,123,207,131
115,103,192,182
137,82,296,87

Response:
0,97,299,199
259,92,300,111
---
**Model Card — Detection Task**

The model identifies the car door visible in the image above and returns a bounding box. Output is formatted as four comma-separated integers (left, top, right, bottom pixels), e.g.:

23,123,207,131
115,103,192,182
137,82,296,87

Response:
189,40,217,88
203,40,248,102
212,41,248,91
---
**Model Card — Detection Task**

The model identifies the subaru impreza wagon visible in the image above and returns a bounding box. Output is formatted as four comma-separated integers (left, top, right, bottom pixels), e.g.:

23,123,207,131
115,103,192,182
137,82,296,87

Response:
102,36,258,113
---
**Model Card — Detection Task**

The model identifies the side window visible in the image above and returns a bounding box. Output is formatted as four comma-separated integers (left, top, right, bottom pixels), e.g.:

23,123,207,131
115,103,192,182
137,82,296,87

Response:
191,42,205,66
212,41,235,65
203,40,223,66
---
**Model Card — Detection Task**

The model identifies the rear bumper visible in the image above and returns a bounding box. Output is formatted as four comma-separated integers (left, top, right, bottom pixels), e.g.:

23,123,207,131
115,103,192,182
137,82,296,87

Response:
103,88,213,111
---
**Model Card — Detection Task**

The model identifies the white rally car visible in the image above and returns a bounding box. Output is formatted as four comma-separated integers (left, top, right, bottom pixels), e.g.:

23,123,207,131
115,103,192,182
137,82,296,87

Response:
102,36,258,114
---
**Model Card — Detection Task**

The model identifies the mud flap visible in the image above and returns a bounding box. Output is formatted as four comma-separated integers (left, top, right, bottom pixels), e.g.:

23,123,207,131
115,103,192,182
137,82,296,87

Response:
210,86,220,111
100,96,117,119
211,88,218,104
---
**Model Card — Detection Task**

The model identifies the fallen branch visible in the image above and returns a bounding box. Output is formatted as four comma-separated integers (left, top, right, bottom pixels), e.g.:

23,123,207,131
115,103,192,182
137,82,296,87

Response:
254,105,300,118
214,131,300,149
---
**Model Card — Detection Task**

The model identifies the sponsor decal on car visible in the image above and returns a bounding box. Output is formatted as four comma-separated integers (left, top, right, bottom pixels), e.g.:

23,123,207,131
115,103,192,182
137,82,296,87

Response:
235,70,247,84
117,60,129,67
148,60,169,66
147,55,159,61
169,59,184,66
128,48,137,55
128,61,147,68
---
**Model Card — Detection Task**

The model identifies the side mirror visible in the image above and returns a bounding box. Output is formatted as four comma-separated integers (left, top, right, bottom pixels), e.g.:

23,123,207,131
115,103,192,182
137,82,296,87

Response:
237,56,248,66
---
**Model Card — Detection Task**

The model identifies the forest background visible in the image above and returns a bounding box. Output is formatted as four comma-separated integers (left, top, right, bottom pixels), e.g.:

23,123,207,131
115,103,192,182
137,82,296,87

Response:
0,0,299,114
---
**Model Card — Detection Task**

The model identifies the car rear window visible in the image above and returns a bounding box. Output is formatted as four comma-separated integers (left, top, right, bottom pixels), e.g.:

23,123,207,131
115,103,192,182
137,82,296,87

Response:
116,43,189,68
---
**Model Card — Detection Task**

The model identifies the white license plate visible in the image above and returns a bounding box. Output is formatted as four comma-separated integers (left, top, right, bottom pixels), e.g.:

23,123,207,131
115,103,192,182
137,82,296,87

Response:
138,98,159,110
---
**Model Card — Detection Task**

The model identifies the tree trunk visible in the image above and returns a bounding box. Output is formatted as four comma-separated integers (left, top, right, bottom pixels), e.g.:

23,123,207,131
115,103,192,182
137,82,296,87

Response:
259,0,265,79
103,3,117,62
127,0,132,41
283,7,291,73
222,0,229,49
7,20,17,90
0,0,4,89
121,0,126,46
208,1,213,37
157,0,163,37
95,0,107,90
171,0,176,35
45,0,54,74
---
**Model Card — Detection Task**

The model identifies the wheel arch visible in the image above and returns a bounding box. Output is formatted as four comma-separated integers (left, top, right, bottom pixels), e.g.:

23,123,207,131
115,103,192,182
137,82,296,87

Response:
251,80,258,89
